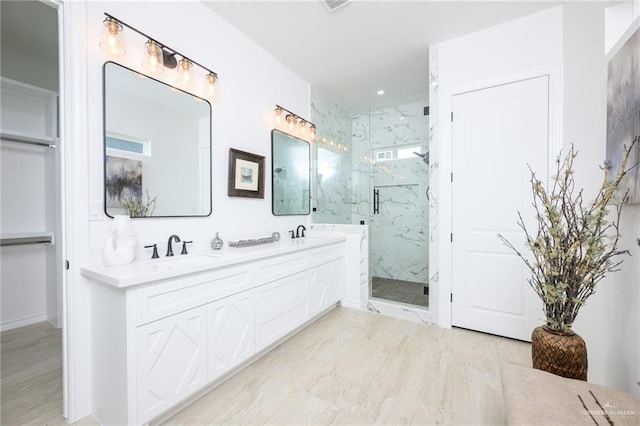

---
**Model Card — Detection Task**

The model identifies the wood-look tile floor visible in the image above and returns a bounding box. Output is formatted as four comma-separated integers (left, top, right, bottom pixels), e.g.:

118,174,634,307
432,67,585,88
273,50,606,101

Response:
0,309,531,425
1,321,65,425
165,307,531,425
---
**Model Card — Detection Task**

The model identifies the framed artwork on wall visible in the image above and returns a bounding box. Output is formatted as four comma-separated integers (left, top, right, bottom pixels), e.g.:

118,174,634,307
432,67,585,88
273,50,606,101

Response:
606,19,640,204
228,148,265,198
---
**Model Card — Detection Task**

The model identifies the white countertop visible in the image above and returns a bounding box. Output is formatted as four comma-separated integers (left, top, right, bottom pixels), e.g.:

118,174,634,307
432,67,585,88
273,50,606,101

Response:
80,233,346,288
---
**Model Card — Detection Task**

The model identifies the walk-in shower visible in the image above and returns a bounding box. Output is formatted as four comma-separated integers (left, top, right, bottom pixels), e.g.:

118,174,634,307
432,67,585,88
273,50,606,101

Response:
311,93,429,309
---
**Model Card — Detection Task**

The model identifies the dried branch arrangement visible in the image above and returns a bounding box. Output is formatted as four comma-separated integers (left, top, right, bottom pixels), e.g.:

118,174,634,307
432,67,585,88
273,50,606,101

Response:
498,137,638,334
122,189,157,218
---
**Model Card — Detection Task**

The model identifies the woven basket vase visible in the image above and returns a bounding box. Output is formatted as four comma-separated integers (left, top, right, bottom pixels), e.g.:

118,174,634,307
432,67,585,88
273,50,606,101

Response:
531,326,588,381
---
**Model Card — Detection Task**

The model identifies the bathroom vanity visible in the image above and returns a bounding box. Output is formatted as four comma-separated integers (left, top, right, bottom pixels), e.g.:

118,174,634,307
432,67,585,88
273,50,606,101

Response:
81,234,346,425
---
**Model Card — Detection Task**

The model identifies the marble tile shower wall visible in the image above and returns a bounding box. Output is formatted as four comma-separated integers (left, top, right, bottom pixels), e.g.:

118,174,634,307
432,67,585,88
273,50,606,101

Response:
310,88,353,224
354,102,430,284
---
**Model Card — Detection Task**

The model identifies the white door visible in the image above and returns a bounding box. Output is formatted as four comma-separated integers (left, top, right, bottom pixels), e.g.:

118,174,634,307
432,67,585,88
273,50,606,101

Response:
451,76,549,341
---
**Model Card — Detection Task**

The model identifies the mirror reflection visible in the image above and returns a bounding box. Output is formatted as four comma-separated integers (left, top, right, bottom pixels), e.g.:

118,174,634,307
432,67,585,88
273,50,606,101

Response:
271,130,310,215
103,61,212,218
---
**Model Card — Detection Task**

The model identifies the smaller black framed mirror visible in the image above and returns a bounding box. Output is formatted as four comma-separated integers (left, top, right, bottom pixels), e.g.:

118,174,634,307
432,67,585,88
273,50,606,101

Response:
271,129,310,215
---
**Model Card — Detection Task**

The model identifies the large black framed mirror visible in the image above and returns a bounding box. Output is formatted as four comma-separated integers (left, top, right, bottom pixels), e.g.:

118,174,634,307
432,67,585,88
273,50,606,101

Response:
271,129,310,215
103,61,212,218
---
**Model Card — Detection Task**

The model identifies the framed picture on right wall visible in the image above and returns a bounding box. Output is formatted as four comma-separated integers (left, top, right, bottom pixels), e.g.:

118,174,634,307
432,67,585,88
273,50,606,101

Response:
606,17,640,204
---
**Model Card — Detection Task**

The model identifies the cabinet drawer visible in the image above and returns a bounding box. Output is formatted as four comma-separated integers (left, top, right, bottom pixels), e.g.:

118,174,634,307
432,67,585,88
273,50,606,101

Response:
308,244,345,267
134,265,252,326
254,272,308,317
254,251,309,285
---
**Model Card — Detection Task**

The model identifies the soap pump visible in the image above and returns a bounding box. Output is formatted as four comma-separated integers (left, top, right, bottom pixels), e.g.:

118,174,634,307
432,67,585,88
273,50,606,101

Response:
211,232,224,250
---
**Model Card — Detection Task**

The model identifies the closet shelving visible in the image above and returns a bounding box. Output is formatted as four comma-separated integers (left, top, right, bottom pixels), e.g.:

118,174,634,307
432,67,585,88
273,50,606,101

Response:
1,76,60,330
0,77,58,247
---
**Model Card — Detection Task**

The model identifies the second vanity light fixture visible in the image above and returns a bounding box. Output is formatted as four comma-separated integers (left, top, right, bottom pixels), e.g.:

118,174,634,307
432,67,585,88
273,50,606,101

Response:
99,14,218,98
274,105,316,142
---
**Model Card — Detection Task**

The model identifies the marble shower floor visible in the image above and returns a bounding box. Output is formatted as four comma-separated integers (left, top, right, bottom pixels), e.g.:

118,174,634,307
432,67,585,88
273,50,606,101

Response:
166,307,531,425
372,276,429,307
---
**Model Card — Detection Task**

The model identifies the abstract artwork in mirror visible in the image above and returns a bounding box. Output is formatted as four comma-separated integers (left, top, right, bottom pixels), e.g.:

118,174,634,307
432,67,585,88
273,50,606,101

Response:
103,61,212,217
272,129,310,215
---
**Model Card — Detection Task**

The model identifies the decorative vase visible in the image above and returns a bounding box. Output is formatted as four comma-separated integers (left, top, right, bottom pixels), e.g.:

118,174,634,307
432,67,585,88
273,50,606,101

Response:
211,232,223,250
531,326,588,381
103,215,137,266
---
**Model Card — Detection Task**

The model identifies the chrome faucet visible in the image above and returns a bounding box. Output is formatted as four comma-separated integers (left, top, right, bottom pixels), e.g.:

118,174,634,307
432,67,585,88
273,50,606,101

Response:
166,234,181,256
296,225,306,238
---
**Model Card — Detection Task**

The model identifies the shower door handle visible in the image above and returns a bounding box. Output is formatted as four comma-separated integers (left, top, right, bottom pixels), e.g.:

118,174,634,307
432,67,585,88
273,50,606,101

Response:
373,188,380,214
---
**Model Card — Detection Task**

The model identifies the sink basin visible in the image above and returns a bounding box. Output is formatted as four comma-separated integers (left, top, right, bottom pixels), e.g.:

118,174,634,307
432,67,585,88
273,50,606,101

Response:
149,254,221,272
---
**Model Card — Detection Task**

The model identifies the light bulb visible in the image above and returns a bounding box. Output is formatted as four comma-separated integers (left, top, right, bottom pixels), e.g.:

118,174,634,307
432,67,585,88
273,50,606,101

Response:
309,125,317,141
298,119,307,136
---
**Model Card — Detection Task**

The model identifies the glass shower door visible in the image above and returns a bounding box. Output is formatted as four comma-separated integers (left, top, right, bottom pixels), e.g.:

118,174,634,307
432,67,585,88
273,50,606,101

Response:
367,102,429,308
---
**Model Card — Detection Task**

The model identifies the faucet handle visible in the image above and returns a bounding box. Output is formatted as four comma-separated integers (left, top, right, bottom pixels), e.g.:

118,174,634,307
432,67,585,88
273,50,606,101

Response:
144,244,159,259
289,230,295,239
181,240,193,255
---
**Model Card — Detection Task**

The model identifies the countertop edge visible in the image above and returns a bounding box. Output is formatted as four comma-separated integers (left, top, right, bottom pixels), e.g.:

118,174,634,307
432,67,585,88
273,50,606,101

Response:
81,235,346,289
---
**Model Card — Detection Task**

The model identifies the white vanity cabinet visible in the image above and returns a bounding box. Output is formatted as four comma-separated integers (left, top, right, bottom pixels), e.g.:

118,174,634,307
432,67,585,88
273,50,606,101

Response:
86,238,346,425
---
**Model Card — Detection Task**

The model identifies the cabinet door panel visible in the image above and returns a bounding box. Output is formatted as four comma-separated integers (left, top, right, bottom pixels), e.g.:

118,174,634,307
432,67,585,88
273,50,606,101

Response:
136,306,207,424
208,291,255,381
310,259,345,312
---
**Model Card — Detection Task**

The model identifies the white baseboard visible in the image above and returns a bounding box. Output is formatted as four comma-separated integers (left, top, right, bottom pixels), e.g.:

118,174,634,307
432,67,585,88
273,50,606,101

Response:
340,299,362,310
1,313,48,332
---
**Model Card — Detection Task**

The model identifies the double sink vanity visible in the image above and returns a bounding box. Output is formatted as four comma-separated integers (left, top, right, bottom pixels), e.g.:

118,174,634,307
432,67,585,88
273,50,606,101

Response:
81,233,346,425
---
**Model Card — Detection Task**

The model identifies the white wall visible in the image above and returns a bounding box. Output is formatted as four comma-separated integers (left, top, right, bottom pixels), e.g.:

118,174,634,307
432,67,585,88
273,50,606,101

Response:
435,4,640,395
63,1,311,420
435,5,564,330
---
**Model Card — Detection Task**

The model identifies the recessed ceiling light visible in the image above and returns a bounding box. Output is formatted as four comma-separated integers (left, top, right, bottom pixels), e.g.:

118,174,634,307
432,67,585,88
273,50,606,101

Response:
377,90,384,95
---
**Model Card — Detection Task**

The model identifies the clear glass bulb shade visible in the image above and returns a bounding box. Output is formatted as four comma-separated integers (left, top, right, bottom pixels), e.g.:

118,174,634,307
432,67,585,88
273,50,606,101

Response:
203,72,217,99
274,107,283,125
99,18,126,56
286,114,296,131
176,59,194,89
142,40,164,73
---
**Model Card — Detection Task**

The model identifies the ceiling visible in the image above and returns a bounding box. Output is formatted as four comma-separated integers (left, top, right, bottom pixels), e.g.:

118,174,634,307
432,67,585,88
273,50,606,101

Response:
203,0,562,114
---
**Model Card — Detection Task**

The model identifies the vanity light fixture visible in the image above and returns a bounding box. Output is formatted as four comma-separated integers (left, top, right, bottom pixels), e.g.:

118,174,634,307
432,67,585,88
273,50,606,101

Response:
98,13,219,100
142,40,164,73
99,16,126,56
273,104,316,142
